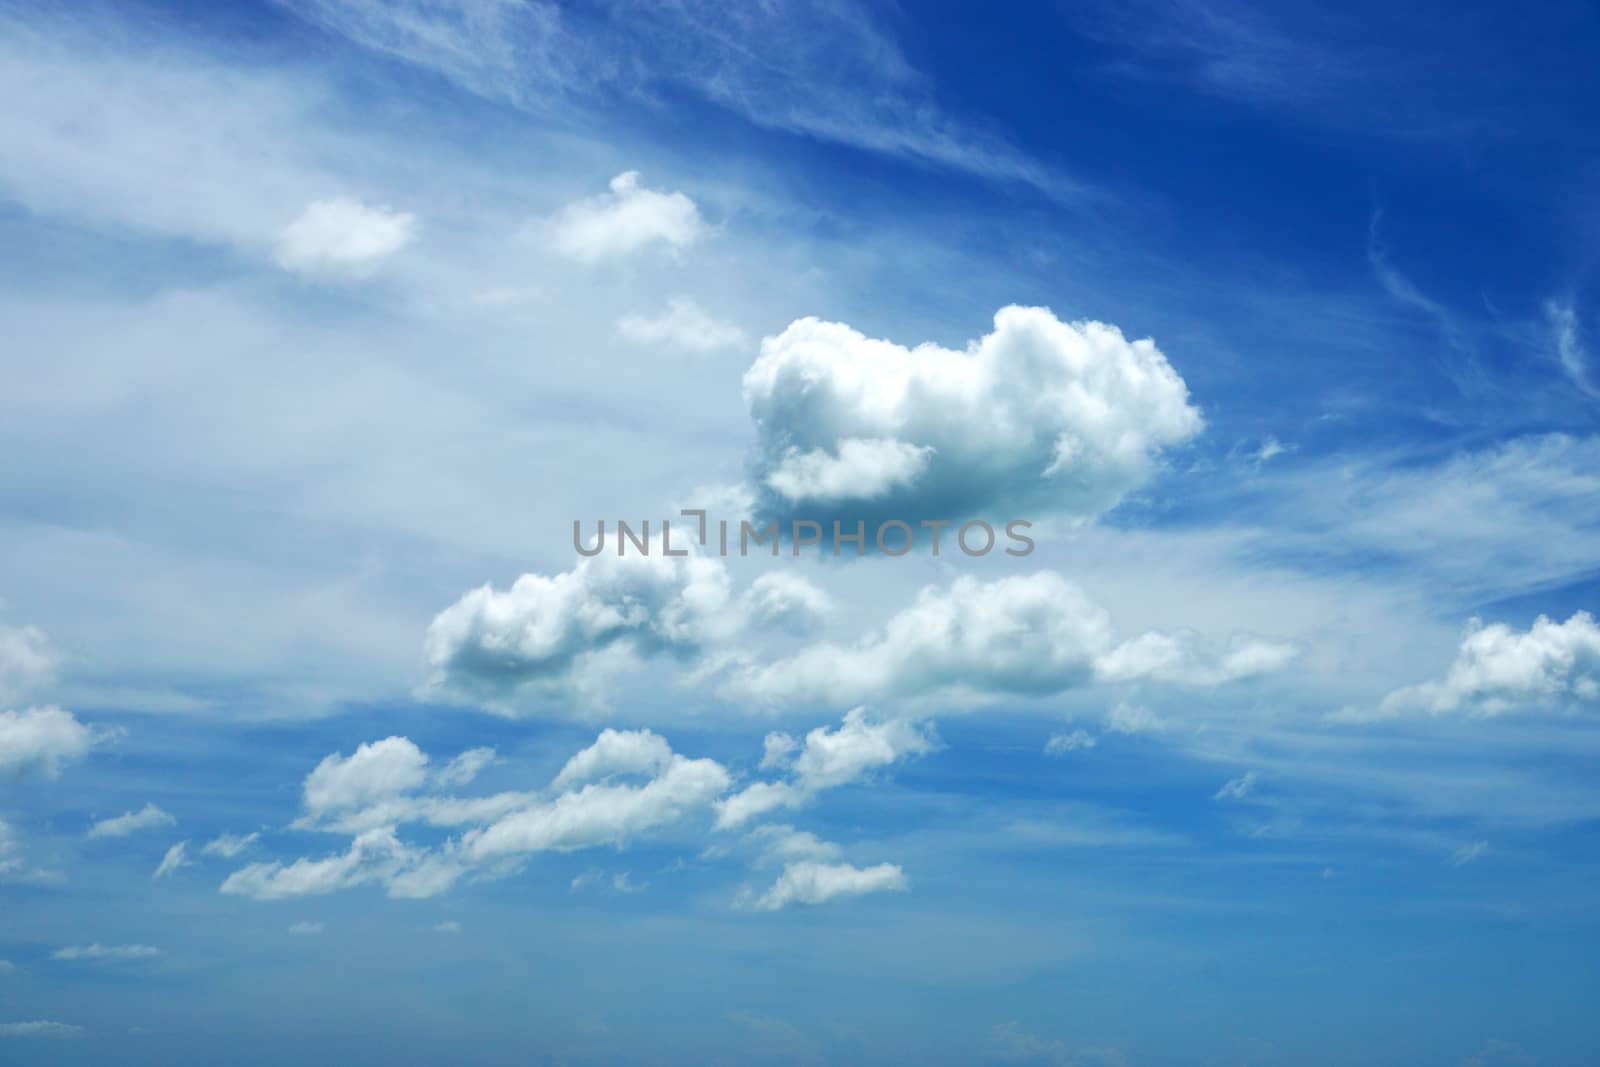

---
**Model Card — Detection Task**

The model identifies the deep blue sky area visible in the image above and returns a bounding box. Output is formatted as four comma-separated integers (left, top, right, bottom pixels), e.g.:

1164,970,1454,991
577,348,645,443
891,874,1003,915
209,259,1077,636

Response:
2,2,1600,1065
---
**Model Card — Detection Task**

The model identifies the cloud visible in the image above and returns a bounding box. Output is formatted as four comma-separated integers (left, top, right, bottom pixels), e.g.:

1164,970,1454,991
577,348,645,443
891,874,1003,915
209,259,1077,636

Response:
1451,841,1490,867
273,196,415,277
152,841,191,880
1044,729,1097,755
222,826,423,901
201,831,259,858
741,306,1202,527
1548,302,1599,399
0,1020,84,1038
746,860,907,910
1213,771,1258,801
726,574,1294,709
1375,611,1600,718
617,297,746,353
550,728,673,791
51,944,160,961
550,171,707,262
0,705,94,777
432,920,461,934
303,737,431,816
423,533,739,713
434,747,496,788
87,803,175,840
716,708,936,829
0,622,58,702
287,921,324,935
224,729,735,900
275,0,1068,196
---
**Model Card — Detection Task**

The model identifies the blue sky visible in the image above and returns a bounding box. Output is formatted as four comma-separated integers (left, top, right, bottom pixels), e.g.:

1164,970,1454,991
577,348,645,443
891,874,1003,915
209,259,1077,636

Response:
2,1,1600,1064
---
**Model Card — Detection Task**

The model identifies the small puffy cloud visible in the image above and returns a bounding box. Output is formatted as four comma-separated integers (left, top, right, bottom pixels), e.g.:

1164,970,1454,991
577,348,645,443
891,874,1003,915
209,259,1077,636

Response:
274,196,415,277
423,537,736,713
1044,729,1096,755
287,921,324,935
726,574,1293,709
460,754,730,866
758,732,799,771
432,920,461,934
1451,841,1489,867
434,747,496,788
87,803,175,840
152,841,191,880
0,623,58,702
222,827,420,901
52,944,160,961
717,708,935,829
224,730,735,901
0,706,94,778
1213,772,1258,801
303,737,430,817
550,728,673,791
742,306,1202,526
617,297,745,353
1378,611,1600,718
1105,702,1166,736
0,1020,84,1038
747,826,842,865
551,171,706,262
200,831,259,858
747,860,907,910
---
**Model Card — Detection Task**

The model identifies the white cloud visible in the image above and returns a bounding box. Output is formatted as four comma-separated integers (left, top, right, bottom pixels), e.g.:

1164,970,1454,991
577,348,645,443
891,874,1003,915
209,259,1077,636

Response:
0,623,58,702
224,729,735,900
303,737,430,816
432,920,461,934
1044,729,1097,755
742,306,1202,522
1105,702,1165,736
747,826,842,865
0,1020,84,1038
1451,840,1489,867
273,196,415,277
51,944,160,961
550,171,706,262
287,920,324,935
726,574,1294,709
460,754,730,865
1547,301,1600,400
550,728,673,791
1376,611,1600,718
617,297,745,353
758,731,799,771
423,533,736,713
765,437,934,504
747,860,907,910
152,841,191,880
87,803,175,840
221,826,421,901
434,747,496,788
716,708,935,829
1213,771,1258,801
201,831,259,858
741,573,833,633
0,705,94,778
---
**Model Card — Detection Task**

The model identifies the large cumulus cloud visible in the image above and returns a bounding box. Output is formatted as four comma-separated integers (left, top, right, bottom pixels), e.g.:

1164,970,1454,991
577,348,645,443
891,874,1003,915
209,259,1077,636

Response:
741,305,1203,529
